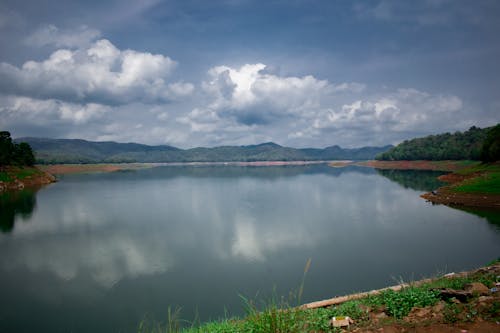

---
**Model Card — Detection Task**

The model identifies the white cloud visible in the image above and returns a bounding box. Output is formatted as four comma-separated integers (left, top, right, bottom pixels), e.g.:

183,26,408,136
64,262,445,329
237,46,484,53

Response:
0,95,109,125
201,63,361,126
0,38,193,105
25,24,101,48
304,88,465,146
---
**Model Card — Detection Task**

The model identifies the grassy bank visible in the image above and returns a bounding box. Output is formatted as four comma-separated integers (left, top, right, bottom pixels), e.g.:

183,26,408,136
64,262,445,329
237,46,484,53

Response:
138,261,500,333
0,166,55,192
452,162,500,195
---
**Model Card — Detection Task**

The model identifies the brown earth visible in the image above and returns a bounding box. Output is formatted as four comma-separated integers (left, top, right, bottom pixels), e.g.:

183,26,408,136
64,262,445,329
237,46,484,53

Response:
421,188,500,209
0,166,56,192
353,322,500,332
305,264,500,333
420,170,500,209
39,163,138,174
355,160,472,171
39,161,328,175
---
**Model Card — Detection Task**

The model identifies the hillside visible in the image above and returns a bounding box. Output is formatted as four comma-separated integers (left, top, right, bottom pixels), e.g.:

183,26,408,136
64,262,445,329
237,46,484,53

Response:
15,138,393,164
375,126,492,161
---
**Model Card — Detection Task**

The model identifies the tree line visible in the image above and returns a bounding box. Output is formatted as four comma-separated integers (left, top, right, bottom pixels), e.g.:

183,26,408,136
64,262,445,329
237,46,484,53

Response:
376,124,500,162
0,131,35,167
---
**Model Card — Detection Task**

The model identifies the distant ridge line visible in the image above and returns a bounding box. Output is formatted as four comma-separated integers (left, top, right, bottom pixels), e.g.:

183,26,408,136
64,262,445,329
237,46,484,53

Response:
15,137,393,164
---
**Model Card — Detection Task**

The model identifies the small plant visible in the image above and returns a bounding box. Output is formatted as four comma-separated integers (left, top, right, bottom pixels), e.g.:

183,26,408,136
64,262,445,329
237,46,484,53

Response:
443,303,461,323
365,287,439,319
0,171,11,182
464,303,478,322
484,301,500,321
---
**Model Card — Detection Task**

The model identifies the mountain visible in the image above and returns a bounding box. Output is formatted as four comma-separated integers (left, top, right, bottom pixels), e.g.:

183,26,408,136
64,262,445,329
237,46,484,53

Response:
375,125,492,161
14,137,393,164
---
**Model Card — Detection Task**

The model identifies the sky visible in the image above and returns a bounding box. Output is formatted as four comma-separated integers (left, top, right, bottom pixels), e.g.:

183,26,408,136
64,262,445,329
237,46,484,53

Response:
0,0,499,148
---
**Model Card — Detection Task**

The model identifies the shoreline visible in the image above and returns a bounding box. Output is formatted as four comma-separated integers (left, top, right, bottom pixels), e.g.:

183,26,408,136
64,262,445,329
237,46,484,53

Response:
7,160,500,210
37,160,336,175
0,166,56,193
420,163,500,209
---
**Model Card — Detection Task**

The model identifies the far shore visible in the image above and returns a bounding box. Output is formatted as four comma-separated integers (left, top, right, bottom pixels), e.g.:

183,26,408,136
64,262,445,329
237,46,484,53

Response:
37,160,338,175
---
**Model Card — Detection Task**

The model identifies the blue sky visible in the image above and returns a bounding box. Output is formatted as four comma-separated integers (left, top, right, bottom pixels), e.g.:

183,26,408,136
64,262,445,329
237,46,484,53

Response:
0,0,499,148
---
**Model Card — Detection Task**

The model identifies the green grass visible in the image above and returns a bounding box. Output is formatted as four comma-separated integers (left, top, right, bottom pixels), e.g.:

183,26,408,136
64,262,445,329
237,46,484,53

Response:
0,171,12,182
15,167,39,179
448,162,500,194
453,171,500,194
0,166,42,183
362,287,440,319
138,260,500,333
455,162,500,175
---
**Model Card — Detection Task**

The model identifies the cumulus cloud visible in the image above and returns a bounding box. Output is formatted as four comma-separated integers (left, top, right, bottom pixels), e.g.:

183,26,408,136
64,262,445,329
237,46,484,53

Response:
25,24,101,48
304,88,465,146
0,38,193,105
168,62,474,148
200,63,362,126
0,95,109,125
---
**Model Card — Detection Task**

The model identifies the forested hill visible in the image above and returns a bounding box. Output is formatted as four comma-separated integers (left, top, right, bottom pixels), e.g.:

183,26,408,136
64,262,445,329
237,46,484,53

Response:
14,137,393,164
375,126,492,161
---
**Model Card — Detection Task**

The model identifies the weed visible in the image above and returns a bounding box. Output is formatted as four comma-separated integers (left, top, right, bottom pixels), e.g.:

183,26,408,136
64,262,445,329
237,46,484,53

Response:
484,301,500,321
363,287,439,319
297,258,311,306
443,303,461,323
0,171,11,182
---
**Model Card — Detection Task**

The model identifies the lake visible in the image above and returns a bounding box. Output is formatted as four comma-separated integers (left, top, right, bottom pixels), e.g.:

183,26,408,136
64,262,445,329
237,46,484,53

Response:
0,164,499,332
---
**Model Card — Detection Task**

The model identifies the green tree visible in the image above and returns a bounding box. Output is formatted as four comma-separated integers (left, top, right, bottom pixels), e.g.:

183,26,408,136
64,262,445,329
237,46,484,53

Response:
480,123,500,162
13,142,36,166
0,131,14,166
0,131,36,166
376,125,491,161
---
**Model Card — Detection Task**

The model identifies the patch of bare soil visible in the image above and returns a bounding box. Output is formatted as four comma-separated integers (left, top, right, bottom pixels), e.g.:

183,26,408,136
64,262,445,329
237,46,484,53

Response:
0,166,56,192
421,188,500,209
420,169,500,209
303,265,500,333
354,321,499,333
39,164,127,174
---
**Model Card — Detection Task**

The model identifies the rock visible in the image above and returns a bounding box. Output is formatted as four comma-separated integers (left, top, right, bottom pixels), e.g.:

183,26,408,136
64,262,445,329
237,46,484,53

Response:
330,316,354,328
405,307,432,322
465,282,490,296
478,295,494,302
432,301,446,313
435,288,472,302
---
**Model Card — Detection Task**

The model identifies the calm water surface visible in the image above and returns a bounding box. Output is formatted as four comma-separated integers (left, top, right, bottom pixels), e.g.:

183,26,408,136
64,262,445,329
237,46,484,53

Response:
0,165,499,332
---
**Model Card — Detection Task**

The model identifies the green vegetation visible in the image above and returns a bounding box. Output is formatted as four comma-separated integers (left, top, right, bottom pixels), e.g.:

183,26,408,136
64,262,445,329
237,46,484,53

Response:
18,137,393,163
0,171,11,182
481,123,500,162
452,163,500,195
363,287,439,319
0,131,35,167
137,261,500,333
376,125,492,161
454,172,500,194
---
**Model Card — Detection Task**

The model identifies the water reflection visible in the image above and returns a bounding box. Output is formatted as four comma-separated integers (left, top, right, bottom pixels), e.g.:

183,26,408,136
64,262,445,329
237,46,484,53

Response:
453,206,500,230
376,169,446,192
0,165,499,332
0,189,38,233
